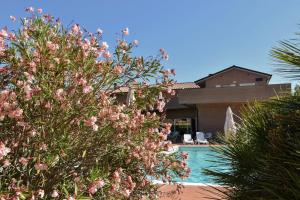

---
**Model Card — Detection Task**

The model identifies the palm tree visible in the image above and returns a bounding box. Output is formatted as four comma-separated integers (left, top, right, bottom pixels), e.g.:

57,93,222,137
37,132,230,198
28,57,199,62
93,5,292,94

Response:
204,33,300,200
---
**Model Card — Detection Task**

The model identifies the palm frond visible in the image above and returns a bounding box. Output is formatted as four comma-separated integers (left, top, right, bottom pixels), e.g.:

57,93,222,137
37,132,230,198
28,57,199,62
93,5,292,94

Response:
271,40,300,80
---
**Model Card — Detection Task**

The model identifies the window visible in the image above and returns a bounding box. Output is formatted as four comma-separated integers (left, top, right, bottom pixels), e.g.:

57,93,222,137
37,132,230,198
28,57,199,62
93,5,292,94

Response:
165,118,192,134
256,78,263,81
174,118,192,134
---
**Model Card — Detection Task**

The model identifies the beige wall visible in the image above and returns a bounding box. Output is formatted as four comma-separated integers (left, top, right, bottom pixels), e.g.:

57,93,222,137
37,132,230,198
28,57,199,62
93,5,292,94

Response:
197,103,244,133
115,81,291,135
166,95,191,109
178,83,291,104
205,68,268,88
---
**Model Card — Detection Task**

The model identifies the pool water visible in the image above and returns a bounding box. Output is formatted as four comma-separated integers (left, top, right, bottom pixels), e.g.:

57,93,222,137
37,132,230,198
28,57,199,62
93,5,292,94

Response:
174,146,228,184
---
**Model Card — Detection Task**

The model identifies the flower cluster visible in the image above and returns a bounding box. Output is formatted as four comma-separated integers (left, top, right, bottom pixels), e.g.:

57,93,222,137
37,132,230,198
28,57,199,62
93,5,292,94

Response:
0,7,189,199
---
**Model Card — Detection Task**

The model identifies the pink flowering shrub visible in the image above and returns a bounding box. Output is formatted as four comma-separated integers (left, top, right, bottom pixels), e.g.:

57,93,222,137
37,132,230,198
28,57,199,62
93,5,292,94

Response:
0,8,189,199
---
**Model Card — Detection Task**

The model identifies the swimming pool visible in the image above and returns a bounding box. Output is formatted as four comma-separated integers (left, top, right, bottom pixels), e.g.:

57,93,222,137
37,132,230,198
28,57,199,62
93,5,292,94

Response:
174,146,228,184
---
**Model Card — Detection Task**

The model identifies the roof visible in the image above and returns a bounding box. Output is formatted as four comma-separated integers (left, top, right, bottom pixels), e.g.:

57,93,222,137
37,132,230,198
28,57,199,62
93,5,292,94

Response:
171,82,199,89
194,65,272,85
115,82,199,93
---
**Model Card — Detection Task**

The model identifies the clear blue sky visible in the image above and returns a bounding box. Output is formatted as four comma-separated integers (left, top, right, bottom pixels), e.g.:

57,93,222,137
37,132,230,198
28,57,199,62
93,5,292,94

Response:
1,0,300,85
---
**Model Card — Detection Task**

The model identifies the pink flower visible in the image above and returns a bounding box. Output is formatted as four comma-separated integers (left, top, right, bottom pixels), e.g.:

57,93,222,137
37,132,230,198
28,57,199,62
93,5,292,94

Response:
166,88,172,94
2,159,11,167
180,161,187,168
39,143,48,151
54,58,60,63
122,27,129,36
71,24,80,35
46,41,59,51
55,88,64,101
9,16,16,22
133,40,139,46
103,51,111,59
34,163,48,171
159,48,169,60
88,185,98,194
163,69,173,76
29,61,37,72
9,32,16,41
95,179,105,188
76,77,87,86
0,29,8,38
24,86,33,100
83,85,93,94
113,65,124,75
30,130,37,137
112,171,121,183
109,185,116,193
123,189,131,197
45,101,52,109
0,89,9,97
158,91,163,100
171,90,176,95
119,41,127,48
25,7,34,13
37,8,43,14
51,190,59,198
125,175,136,190
84,116,97,127
9,108,23,119
68,196,75,200
101,42,109,50
88,178,105,194
24,72,35,83
43,14,53,22
156,100,166,112
19,157,28,166
38,189,44,198
22,29,29,39
97,28,103,35
181,152,188,159
110,113,120,121
92,124,99,131
0,142,10,160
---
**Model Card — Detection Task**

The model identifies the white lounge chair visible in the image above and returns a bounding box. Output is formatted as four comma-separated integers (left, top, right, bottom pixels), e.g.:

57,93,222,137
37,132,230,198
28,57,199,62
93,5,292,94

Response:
195,132,209,144
183,134,194,144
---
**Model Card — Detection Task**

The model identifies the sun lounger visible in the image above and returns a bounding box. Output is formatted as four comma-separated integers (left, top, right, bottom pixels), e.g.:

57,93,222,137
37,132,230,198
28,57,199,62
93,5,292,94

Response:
183,134,194,144
195,132,209,144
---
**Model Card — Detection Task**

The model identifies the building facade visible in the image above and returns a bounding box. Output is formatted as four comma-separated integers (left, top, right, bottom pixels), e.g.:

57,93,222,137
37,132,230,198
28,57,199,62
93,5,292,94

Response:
165,65,291,136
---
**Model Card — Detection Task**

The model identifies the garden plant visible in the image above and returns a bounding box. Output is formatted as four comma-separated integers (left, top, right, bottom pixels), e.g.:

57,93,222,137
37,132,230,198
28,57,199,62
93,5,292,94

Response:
0,7,189,199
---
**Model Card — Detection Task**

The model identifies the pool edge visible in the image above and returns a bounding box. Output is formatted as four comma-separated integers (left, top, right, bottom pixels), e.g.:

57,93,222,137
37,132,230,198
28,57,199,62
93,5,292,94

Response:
153,180,224,187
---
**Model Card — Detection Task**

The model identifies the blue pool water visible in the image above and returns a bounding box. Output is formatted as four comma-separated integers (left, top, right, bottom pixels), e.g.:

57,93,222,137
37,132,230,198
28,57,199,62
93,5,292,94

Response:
174,146,228,184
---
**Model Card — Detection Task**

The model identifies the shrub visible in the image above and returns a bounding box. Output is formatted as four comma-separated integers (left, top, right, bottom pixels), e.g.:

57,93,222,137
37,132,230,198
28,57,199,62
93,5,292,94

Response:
0,7,189,199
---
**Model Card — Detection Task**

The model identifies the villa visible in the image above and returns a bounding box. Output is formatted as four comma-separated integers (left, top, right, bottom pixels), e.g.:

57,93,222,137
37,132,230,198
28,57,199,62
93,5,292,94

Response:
165,65,291,137
116,65,291,138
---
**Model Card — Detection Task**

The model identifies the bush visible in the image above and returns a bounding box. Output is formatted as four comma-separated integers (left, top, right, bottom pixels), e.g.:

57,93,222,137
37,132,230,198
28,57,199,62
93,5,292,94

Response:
0,7,189,199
